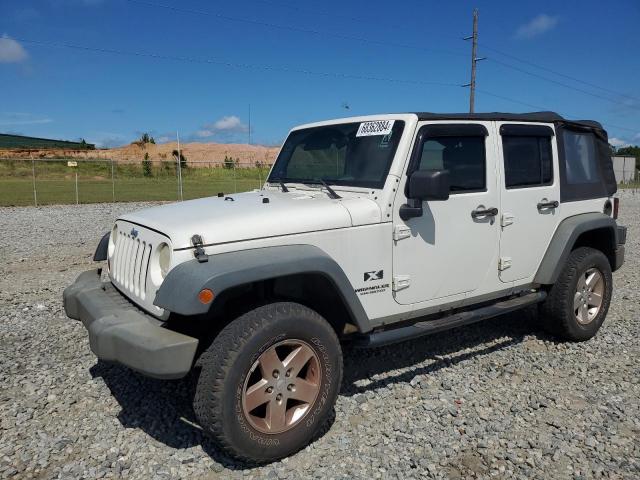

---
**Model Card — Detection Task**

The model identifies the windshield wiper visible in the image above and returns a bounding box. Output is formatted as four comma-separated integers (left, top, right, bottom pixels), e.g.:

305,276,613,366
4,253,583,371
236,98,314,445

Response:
270,177,289,193
313,179,341,199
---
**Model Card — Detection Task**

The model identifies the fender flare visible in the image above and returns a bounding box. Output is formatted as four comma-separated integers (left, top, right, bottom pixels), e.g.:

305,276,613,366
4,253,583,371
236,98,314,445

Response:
534,212,618,285
93,232,110,261
154,244,372,333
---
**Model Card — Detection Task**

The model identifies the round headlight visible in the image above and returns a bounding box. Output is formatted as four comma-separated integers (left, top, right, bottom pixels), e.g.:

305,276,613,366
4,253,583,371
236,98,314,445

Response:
158,243,171,278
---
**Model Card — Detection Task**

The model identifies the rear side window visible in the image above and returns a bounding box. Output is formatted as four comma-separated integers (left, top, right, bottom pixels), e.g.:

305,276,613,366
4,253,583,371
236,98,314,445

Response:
417,136,486,192
503,136,553,188
563,130,599,184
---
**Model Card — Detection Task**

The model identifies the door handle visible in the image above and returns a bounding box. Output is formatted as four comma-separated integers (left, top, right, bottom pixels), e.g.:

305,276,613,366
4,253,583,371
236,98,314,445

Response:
537,200,559,210
471,207,498,219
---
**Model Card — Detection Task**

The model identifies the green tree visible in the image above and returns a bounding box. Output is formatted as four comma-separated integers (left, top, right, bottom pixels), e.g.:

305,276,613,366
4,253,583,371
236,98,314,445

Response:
172,149,187,169
223,155,236,169
615,145,640,158
139,133,156,144
142,152,152,177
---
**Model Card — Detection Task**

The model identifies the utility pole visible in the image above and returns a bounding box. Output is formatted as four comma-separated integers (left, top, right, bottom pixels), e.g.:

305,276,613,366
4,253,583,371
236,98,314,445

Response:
463,9,485,113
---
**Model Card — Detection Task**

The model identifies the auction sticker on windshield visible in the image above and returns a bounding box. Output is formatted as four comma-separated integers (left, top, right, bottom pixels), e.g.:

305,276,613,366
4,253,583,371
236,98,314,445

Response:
356,120,395,137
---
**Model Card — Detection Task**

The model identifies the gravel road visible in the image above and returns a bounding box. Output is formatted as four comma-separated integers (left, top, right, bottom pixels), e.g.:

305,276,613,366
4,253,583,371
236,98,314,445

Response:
1,192,639,479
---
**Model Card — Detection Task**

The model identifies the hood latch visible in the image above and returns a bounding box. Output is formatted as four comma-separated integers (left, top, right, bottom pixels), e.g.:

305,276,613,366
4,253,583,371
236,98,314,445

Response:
191,235,208,263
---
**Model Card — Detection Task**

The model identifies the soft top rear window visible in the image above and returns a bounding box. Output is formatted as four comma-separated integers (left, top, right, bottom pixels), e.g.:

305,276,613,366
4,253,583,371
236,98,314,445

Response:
269,121,405,189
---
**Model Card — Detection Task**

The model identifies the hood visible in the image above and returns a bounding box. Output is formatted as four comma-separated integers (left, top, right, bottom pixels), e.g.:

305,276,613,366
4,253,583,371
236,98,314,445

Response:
120,190,381,249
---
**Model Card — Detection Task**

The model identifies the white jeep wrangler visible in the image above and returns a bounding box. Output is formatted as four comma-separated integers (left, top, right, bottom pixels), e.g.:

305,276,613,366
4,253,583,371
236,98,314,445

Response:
64,112,626,463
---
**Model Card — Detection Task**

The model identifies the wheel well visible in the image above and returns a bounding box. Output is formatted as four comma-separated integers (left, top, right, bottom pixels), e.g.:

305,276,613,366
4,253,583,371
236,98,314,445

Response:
177,273,357,343
572,227,616,268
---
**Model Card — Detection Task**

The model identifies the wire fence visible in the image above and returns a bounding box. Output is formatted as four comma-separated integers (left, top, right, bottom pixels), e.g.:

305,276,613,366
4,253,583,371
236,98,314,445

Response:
0,158,273,206
0,157,638,207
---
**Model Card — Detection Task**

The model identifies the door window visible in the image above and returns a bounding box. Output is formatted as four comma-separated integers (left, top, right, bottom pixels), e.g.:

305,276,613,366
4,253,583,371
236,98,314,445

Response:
417,136,486,193
503,136,553,188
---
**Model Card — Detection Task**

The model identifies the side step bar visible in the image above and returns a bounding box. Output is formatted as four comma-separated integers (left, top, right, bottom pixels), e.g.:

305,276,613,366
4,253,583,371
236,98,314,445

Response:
353,291,546,348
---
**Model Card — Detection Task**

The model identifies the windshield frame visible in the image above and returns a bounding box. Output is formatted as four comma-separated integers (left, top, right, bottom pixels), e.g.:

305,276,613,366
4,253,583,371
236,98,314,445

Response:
268,120,406,190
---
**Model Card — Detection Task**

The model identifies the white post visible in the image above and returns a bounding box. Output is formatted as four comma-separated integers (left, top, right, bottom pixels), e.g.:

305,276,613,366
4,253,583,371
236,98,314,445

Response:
111,159,115,203
75,171,79,204
233,162,237,193
31,156,37,207
176,131,184,201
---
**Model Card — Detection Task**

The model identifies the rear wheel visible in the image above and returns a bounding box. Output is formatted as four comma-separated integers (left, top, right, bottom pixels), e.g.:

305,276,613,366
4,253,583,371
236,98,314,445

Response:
194,302,342,463
539,247,612,341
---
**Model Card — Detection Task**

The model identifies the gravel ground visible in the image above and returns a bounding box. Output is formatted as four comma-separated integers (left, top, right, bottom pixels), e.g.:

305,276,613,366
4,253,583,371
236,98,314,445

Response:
1,192,639,480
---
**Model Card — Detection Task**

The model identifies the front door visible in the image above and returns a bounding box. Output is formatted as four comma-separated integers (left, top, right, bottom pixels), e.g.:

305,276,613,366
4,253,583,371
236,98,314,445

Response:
496,122,561,283
392,121,501,305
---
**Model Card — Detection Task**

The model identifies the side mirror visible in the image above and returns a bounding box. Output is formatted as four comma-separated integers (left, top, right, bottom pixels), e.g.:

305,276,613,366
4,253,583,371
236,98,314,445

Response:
407,169,450,201
400,169,450,221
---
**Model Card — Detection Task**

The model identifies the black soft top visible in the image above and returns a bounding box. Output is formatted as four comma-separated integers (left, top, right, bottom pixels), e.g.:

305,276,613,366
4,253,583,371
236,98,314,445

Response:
413,110,615,200
413,111,604,131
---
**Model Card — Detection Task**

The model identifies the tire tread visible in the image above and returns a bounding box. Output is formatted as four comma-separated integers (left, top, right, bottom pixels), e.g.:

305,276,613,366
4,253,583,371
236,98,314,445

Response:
539,246,612,341
193,302,341,463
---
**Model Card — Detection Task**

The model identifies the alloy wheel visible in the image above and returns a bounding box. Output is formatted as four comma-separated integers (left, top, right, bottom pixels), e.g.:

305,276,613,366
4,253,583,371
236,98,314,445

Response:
241,340,321,434
574,267,604,325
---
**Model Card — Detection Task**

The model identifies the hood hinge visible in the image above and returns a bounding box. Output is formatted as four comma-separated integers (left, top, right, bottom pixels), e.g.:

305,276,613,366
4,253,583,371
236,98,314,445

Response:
191,235,208,263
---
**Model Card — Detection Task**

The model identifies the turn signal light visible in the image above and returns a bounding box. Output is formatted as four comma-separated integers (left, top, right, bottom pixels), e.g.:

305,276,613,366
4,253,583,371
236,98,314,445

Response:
198,288,215,304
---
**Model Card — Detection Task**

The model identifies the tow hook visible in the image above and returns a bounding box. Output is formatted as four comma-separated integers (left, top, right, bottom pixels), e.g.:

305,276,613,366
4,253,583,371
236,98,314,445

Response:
191,235,208,263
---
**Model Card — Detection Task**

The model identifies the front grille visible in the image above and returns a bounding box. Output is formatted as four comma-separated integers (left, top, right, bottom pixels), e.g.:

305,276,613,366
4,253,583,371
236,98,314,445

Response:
111,230,153,300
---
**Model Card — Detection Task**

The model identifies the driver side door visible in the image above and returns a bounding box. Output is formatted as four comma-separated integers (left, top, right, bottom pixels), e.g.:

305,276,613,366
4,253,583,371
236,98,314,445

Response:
392,121,501,306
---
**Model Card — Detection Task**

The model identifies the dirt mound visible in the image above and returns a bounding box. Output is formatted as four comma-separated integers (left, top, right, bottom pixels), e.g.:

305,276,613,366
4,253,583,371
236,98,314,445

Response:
0,141,281,165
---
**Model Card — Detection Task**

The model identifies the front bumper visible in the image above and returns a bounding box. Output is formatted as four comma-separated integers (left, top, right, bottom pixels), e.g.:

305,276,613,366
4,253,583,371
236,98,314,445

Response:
63,269,198,379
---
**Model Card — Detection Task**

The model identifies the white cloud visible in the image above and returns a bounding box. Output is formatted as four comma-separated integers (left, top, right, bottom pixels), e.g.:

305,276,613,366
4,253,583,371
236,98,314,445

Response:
196,115,249,138
0,34,29,63
515,14,559,39
0,112,51,126
610,137,631,148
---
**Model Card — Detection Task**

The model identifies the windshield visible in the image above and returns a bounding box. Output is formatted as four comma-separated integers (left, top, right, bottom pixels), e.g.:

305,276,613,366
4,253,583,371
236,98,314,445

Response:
268,120,405,189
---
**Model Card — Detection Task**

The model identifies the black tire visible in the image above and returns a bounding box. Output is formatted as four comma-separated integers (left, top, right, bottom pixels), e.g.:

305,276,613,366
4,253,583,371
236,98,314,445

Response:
194,302,343,463
539,247,612,342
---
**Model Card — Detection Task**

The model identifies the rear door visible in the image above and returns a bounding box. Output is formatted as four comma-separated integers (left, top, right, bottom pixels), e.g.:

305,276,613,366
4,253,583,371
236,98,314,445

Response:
497,123,561,282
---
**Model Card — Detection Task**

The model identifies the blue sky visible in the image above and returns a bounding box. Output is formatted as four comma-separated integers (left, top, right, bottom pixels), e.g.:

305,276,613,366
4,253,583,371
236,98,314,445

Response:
1,0,639,148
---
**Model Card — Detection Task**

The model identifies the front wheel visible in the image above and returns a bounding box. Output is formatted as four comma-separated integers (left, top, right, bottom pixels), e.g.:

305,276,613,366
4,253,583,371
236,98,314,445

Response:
194,302,343,463
539,247,613,341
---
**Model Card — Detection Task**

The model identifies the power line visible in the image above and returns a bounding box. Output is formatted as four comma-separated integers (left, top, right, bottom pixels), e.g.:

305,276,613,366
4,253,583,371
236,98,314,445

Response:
15,37,459,88
125,0,466,58
17,36,637,134
222,0,640,107
126,0,640,113
255,0,398,28
128,0,639,112
486,57,640,110
476,89,638,134
479,43,640,103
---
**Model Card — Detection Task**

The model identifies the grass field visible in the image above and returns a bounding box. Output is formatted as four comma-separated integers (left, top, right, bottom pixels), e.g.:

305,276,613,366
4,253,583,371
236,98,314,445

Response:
0,159,270,206
1,158,638,206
